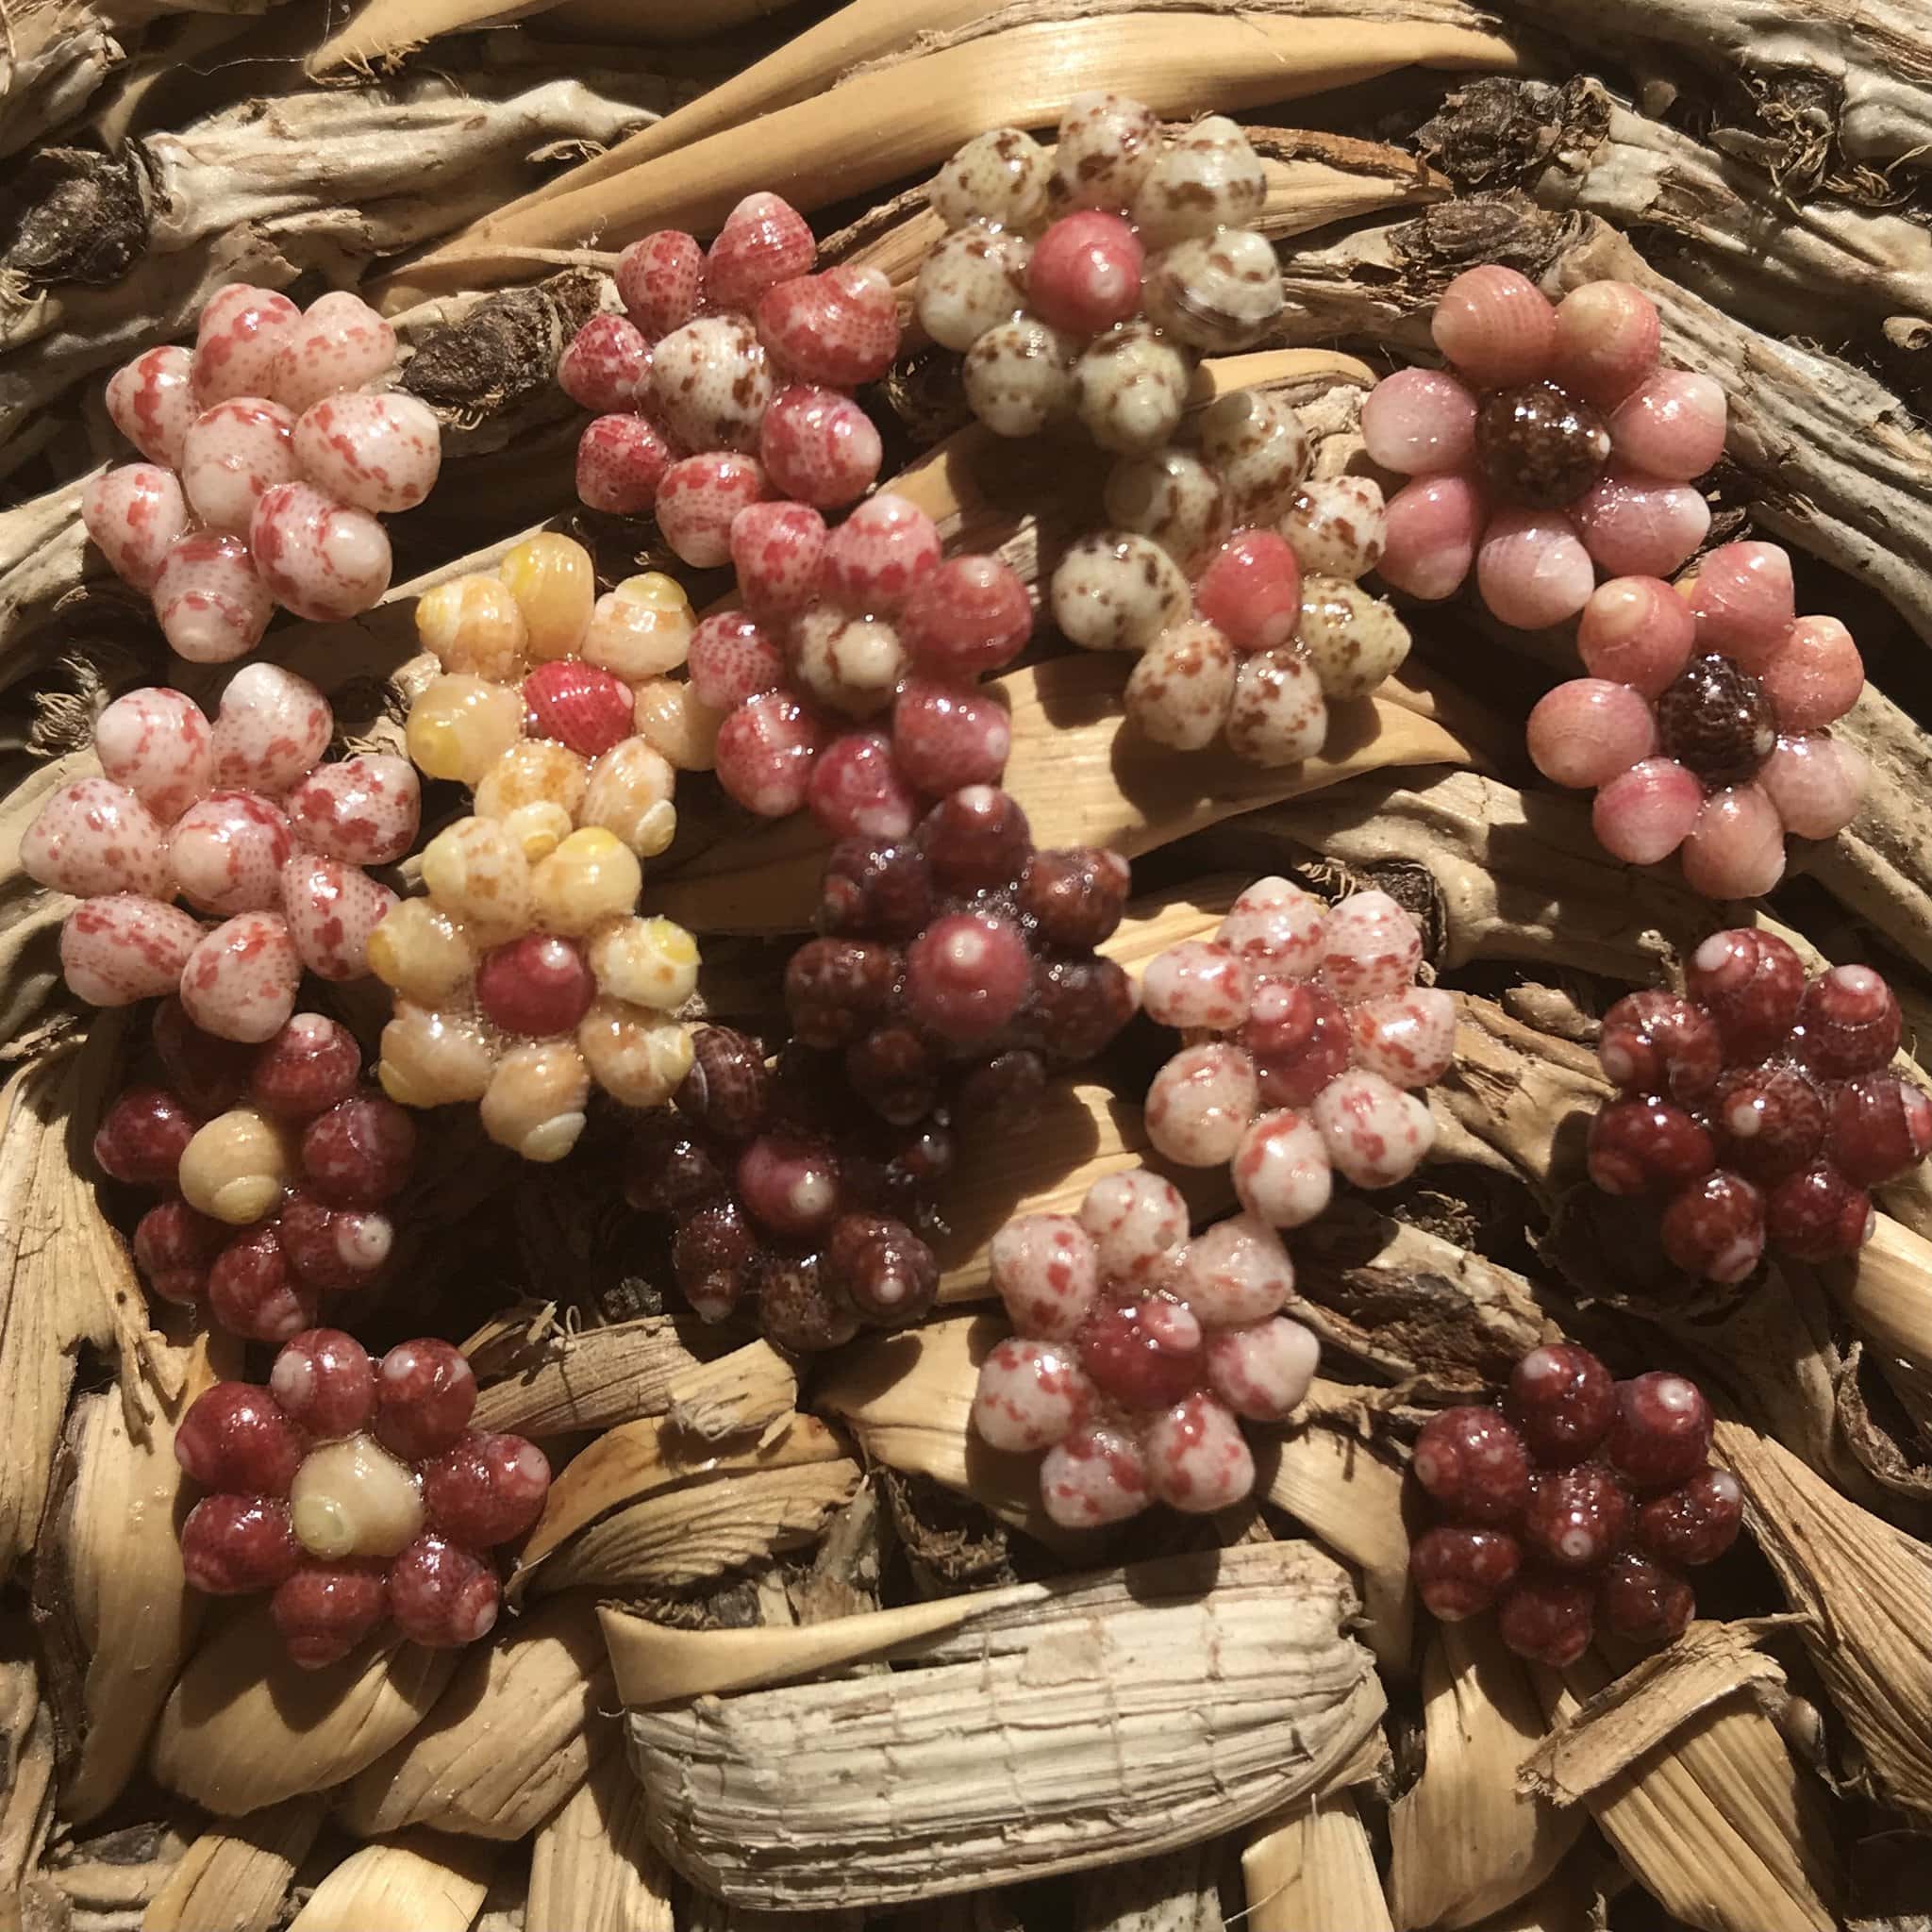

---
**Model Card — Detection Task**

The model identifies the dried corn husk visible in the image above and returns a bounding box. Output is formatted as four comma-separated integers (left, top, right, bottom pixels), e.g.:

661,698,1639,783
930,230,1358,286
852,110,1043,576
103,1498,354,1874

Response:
1256,1402,1414,1673
935,1082,1231,1304
606,1541,1383,1907
665,1340,800,1441
1527,1645,1840,1932
142,1799,326,1932
525,1749,675,1932
339,1598,613,1840
39,1335,224,1824
510,1414,860,1599
0,1643,52,1892
1834,1212,1932,1374
1387,1619,1582,1928
816,1313,1092,1549
149,1614,458,1815
379,6,1518,299
285,1832,498,1932
467,1315,753,1438
1714,1416,1932,1825
1242,1792,1393,1932
1067,1840,1226,1930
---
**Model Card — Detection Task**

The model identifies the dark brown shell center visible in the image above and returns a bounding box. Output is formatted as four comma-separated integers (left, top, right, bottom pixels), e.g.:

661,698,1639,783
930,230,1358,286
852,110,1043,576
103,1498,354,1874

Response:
1656,653,1777,790
1474,380,1611,508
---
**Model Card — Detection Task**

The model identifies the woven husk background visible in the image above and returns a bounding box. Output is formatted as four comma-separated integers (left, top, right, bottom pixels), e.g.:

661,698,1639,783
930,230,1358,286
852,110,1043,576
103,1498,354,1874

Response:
6,1,1932,1927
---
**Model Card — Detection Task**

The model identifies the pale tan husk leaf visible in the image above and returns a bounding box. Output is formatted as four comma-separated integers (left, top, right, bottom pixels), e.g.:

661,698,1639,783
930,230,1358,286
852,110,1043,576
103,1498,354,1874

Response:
468,1313,715,1438
285,1831,499,1932
525,1749,675,1932
1242,1791,1393,1932
142,1799,327,1932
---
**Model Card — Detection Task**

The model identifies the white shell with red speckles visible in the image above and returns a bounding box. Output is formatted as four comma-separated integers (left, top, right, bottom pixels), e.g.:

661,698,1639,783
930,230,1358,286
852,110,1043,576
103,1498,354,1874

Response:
107,346,198,468
94,688,213,823
152,532,275,664
169,791,294,915
281,852,397,981
656,453,769,569
1171,1213,1294,1325
293,391,442,514
1217,875,1325,981
1078,1169,1189,1283
1040,1424,1153,1527
1145,1040,1259,1166
1205,1316,1320,1421
1140,938,1251,1030
21,778,174,899
988,1212,1100,1339
191,286,301,406
970,1337,1094,1452
60,894,205,1006
211,664,332,794
178,909,302,1041
247,482,392,624
283,755,421,866
180,397,298,533
1146,1391,1255,1510
648,315,773,455
81,464,188,591
1231,1108,1332,1227
271,291,399,414
1350,987,1457,1090
1311,1067,1434,1188
1317,890,1424,1002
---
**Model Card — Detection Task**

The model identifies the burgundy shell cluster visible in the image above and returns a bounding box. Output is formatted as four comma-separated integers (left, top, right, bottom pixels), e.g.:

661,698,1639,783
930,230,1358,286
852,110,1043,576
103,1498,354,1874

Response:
1588,930,1932,1283
1409,1345,1742,1665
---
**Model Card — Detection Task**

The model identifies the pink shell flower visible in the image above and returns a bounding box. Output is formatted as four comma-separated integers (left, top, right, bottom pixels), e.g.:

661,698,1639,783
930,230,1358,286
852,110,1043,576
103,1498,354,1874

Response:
1141,879,1450,1224
89,286,440,659
1527,543,1867,898
564,192,901,556
971,1169,1320,1527
1365,269,1724,629
22,670,418,1036
175,1328,549,1666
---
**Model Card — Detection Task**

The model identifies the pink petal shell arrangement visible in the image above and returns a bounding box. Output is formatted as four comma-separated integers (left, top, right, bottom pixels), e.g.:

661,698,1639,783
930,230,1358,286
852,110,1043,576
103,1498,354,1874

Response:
1364,268,1724,630
1527,542,1868,897
1141,879,1450,1224
23,669,418,1035
972,1169,1320,1527
88,288,441,658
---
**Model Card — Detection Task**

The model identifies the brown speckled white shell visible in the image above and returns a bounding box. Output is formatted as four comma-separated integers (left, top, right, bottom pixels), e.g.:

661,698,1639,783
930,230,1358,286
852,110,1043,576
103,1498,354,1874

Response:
914,222,1031,352
1295,575,1413,700
1224,647,1328,765
1130,115,1269,249
1142,228,1286,353
961,316,1076,437
1071,322,1191,455
1279,475,1388,580
1125,620,1237,751
647,315,773,454
1050,531,1192,653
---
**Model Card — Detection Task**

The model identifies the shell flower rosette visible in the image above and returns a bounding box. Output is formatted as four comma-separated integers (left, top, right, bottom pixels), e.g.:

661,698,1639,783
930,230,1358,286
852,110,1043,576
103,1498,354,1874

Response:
1410,1347,1743,1665
23,668,419,1037
971,1170,1321,1527
1587,929,1932,1283
379,532,708,1163
563,190,900,555
175,1328,549,1666
1363,267,1725,629
1048,386,1410,763
916,97,1284,445
86,285,441,660
1527,542,1868,897
1140,878,1452,1225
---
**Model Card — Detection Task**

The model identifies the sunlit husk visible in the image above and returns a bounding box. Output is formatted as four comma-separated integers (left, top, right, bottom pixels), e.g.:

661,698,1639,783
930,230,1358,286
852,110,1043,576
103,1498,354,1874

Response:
526,1749,675,1932
143,1800,326,1932
1243,1791,1394,1932
284,1831,499,1932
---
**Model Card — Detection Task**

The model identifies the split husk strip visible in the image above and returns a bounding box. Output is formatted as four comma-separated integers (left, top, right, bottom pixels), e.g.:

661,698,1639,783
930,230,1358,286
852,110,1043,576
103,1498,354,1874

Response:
284,1831,498,1932
142,1799,326,1932
816,1313,1096,1550
378,6,1520,300
339,1597,613,1841
34,1332,221,1824
525,1749,675,1932
1387,1618,1582,1929
610,1541,1384,1907
664,1338,801,1441
1242,1792,1393,1932
306,0,576,78
1529,1644,1840,1932
1714,1416,1932,1824
149,1613,458,1814
509,1414,860,1599
1256,1395,1414,1673
467,1314,743,1437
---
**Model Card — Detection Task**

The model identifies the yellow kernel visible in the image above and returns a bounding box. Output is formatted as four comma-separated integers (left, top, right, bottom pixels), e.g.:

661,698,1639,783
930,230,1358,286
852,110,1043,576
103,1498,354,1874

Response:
583,573,696,682
581,737,677,858
577,1000,693,1110
379,1004,494,1108
178,1108,292,1224
421,816,533,941
587,914,701,1009
406,675,525,785
632,678,723,772
367,898,475,1005
480,1040,591,1161
500,800,575,863
528,826,641,936
474,739,589,822
291,1435,424,1559
498,532,596,662
415,575,529,682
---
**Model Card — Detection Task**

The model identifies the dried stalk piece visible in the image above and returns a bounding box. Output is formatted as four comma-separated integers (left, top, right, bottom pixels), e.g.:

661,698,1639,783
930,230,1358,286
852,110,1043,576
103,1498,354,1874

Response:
1242,1792,1393,1932
608,1541,1384,1907
378,7,1520,301
1530,1644,1840,1932
143,1798,326,1932
284,1830,498,1932
467,1313,728,1437
1388,1619,1583,1929
511,1413,860,1599
149,1611,458,1814
818,1313,1093,1549
1256,1400,1414,1673
33,1333,221,1824
339,1597,614,1840
666,1339,801,1441
0,1640,53,1892
525,1748,675,1932
1715,1416,1932,1827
